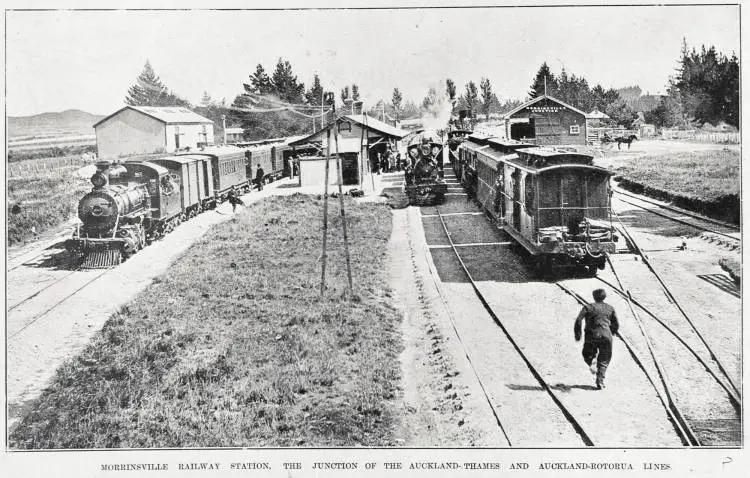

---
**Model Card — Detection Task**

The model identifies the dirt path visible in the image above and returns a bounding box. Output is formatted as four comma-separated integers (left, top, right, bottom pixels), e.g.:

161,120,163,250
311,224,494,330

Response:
389,198,506,446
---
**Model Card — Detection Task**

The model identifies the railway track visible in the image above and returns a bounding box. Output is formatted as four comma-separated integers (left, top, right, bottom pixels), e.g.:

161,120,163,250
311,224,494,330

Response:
8,268,110,339
437,164,740,446
555,282,700,446
432,205,594,446
612,189,740,242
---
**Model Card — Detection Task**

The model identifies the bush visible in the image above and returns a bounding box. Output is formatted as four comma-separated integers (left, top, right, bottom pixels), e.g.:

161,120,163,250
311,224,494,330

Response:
7,171,91,245
8,145,97,163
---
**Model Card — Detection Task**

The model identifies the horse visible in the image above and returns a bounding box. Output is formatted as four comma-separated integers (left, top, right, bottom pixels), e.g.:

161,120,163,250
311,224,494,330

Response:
615,134,638,150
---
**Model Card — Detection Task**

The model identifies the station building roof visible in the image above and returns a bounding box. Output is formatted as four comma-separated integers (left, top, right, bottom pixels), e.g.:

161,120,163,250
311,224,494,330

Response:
289,114,408,146
502,94,588,119
94,106,213,128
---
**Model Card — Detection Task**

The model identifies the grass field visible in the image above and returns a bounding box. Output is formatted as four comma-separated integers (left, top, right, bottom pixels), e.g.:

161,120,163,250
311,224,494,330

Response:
614,149,740,223
615,149,739,201
9,194,402,448
7,167,91,245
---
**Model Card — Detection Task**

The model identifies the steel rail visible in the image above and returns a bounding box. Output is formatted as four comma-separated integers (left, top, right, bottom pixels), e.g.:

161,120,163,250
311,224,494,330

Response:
604,256,701,445
9,269,109,340
594,276,741,410
435,206,595,447
555,282,695,446
613,212,741,399
613,189,739,232
7,269,79,312
422,242,513,446
614,195,739,242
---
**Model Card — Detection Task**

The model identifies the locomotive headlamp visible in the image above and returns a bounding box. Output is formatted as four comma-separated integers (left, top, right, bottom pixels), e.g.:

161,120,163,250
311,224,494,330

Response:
421,144,431,156
91,171,108,188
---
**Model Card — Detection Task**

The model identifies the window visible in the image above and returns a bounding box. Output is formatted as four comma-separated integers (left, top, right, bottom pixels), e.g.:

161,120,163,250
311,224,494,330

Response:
569,124,580,135
338,121,352,132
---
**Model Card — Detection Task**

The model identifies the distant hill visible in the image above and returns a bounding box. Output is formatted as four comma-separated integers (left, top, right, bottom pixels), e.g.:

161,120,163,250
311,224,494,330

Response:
7,109,105,139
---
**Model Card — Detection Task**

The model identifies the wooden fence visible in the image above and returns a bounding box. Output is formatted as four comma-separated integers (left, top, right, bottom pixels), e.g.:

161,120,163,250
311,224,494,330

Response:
8,155,96,178
661,129,739,144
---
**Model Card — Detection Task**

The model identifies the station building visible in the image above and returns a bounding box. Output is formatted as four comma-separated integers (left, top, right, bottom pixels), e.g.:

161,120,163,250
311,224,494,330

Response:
224,127,245,143
94,106,214,159
288,114,407,188
503,95,589,146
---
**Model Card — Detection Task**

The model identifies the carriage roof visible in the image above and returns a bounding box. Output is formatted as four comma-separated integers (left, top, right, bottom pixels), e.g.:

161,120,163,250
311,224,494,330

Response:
466,139,612,175
487,137,535,150
124,161,169,176
151,155,210,165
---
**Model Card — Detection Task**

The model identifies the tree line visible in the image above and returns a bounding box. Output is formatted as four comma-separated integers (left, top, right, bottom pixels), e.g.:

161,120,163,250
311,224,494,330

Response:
646,40,738,128
124,38,737,142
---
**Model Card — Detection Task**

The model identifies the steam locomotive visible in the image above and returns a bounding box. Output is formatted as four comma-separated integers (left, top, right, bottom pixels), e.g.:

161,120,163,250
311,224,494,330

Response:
66,146,258,268
403,136,447,206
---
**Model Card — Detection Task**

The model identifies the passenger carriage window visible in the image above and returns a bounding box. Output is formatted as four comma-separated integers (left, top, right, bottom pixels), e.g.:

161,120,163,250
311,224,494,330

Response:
569,124,580,135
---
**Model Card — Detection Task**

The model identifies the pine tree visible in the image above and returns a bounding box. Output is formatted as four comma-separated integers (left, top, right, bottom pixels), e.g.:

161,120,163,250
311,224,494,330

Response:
464,81,478,117
245,64,273,96
480,78,494,118
340,86,350,104
446,79,457,101
529,62,556,98
305,74,324,106
271,58,305,103
391,88,403,121
125,60,168,106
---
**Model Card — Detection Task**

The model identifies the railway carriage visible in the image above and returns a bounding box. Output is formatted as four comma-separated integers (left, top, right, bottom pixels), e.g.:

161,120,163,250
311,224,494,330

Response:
459,132,495,197
446,129,472,177
181,146,250,202
243,145,274,185
462,138,618,275
149,155,213,219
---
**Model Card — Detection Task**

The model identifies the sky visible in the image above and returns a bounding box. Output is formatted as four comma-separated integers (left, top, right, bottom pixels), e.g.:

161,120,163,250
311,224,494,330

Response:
5,5,740,117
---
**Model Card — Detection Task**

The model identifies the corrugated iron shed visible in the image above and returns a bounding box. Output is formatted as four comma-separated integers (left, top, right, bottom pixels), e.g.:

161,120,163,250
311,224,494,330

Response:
94,106,213,128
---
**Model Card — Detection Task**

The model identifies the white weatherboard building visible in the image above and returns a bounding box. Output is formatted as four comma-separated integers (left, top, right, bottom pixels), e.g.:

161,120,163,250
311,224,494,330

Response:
94,106,214,159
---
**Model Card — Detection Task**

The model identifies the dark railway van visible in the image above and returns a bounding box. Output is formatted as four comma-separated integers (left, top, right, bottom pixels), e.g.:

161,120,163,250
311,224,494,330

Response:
150,155,213,217
462,138,618,275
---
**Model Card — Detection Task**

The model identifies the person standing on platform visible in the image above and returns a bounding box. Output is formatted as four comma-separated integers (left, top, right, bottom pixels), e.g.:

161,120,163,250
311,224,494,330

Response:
574,288,619,390
256,164,265,191
288,156,295,179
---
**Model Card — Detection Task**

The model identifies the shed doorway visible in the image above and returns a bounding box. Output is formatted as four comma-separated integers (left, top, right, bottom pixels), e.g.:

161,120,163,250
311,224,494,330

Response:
511,118,535,141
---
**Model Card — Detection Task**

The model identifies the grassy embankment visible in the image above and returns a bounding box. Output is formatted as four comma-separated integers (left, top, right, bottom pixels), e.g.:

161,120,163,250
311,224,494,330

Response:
7,167,92,245
615,149,740,224
10,194,402,448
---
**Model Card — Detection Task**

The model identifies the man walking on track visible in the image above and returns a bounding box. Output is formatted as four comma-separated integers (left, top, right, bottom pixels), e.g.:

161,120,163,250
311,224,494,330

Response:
574,288,619,390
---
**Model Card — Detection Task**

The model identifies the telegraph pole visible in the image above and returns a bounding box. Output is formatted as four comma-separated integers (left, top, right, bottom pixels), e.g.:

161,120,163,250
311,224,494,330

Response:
221,115,227,144
333,105,354,293
320,123,332,296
